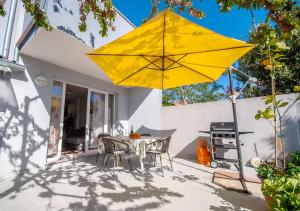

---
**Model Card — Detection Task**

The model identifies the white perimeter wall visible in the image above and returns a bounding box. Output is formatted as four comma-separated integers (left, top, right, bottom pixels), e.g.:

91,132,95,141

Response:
162,94,300,163
128,88,162,134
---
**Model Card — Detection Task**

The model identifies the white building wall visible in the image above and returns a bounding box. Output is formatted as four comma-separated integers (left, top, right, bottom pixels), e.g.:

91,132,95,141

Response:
0,0,26,60
0,55,130,180
45,0,135,49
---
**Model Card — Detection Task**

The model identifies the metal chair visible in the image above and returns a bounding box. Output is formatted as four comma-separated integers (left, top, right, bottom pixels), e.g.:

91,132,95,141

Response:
146,136,173,176
102,137,133,177
96,133,111,163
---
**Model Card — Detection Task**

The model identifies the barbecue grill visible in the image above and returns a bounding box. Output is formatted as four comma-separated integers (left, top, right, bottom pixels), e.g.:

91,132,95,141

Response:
199,122,254,193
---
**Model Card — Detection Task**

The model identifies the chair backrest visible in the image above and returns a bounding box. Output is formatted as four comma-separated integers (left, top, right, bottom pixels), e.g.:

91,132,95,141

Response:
97,134,111,153
160,136,171,153
102,137,116,154
98,133,111,139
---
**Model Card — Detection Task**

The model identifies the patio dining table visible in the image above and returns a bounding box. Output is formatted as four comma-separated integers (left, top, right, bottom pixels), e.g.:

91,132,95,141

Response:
113,135,160,172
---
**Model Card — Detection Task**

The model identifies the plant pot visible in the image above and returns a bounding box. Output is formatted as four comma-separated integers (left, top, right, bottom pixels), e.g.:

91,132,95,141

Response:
259,177,273,208
263,193,273,208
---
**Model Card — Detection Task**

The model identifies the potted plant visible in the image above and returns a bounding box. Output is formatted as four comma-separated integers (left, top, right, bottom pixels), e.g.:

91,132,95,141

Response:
257,152,300,209
256,161,284,203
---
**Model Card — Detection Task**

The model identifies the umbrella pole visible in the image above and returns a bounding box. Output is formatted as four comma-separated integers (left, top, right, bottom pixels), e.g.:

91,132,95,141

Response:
228,69,249,194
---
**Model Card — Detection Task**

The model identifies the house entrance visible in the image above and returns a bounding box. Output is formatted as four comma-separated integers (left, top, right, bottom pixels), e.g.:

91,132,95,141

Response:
47,80,115,163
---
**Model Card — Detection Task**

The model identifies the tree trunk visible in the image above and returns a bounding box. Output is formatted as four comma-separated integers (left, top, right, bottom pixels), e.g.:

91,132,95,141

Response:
180,86,187,104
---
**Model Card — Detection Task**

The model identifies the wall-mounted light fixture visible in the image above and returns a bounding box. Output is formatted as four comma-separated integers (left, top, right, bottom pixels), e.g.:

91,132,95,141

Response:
34,75,48,87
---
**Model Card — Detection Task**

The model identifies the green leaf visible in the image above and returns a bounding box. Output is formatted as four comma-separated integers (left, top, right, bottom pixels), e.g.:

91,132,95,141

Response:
294,85,300,92
255,113,262,120
276,41,290,50
273,53,283,59
265,95,274,105
262,110,275,119
278,102,289,108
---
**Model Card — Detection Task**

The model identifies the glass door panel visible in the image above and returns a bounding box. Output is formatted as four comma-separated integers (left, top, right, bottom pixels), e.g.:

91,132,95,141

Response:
108,94,115,135
88,91,106,149
47,81,64,158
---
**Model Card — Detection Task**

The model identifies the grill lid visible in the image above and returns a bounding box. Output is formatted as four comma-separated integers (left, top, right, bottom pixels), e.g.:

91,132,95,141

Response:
210,122,235,131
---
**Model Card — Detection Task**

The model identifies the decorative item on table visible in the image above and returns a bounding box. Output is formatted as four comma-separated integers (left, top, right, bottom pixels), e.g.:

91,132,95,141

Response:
129,132,141,139
197,140,211,166
130,125,134,135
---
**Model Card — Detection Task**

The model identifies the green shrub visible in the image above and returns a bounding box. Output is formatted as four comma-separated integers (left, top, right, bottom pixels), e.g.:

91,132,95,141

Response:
289,152,300,166
286,152,300,176
258,152,300,210
262,174,300,211
257,161,284,179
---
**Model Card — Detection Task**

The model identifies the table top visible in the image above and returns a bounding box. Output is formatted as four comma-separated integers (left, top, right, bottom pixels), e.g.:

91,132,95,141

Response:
113,135,161,141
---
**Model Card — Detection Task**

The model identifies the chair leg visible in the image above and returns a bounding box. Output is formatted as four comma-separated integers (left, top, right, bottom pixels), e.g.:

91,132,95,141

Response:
154,154,156,167
115,154,119,167
128,156,133,171
160,155,164,177
167,152,173,172
113,156,116,177
96,153,99,163
103,155,109,170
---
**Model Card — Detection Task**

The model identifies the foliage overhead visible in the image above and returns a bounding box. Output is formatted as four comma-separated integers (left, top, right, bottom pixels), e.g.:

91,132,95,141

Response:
0,0,116,36
162,82,225,106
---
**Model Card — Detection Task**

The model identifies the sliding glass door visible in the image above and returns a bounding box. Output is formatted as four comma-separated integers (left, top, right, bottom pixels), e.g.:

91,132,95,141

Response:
47,81,115,161
47,81,65,161
86,90,115,152
87,91,106,150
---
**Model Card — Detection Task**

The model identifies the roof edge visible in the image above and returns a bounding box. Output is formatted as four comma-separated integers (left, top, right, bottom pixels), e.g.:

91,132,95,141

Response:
114,7,136,29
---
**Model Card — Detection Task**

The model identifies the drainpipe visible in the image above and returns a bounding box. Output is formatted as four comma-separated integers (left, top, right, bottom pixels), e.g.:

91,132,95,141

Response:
13,46,19,62
1,0,18,60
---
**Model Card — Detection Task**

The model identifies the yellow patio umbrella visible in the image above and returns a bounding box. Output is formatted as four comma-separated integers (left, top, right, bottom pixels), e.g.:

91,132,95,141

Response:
87,9,254,89
88,9,255,193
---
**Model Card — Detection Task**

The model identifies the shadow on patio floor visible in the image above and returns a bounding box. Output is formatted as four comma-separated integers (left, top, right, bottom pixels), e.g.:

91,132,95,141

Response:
0,156,267,211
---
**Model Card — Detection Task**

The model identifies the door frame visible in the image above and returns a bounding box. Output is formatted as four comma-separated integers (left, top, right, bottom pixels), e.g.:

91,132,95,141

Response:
47,79,116,162
85,88,109,153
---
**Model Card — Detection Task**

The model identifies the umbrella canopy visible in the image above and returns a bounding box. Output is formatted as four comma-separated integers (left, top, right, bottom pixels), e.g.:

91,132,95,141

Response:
88,9,254,89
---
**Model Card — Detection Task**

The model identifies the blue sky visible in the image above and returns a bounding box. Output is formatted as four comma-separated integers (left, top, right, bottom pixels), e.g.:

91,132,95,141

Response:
113,0,267,40
112,0,267,90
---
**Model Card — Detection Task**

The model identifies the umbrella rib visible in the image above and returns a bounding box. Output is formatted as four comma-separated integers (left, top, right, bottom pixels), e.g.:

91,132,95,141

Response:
183,63,229,69
88,53,161,57
165,45,254,57
116,57,162,85
146,67,161,70
164,66,181,71
141,56,162,70
164,54,187,70
167,57,215,81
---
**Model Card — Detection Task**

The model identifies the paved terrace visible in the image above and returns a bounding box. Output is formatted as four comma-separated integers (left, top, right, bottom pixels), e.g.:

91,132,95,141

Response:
0,156,267,211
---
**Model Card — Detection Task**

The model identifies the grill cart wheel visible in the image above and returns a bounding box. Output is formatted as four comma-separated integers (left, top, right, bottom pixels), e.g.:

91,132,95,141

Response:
211,160,218,168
